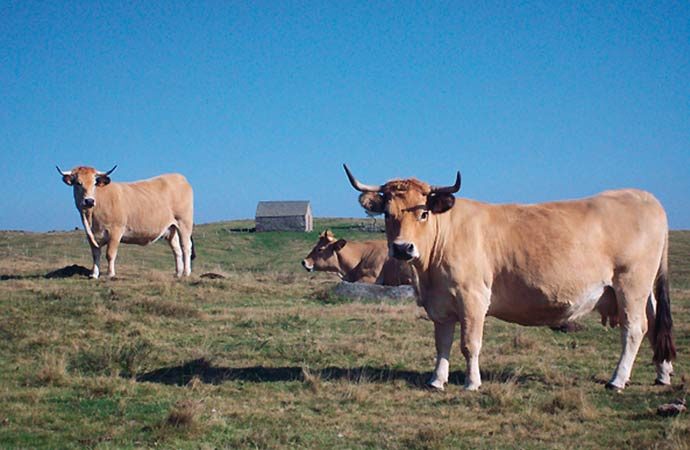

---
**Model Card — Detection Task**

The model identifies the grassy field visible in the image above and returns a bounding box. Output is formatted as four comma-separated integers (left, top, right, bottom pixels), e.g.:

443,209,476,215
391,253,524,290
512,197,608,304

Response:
0,220,688,449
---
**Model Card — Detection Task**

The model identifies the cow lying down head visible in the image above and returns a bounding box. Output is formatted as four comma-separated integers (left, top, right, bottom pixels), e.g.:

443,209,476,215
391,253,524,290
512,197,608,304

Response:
302,230,412,286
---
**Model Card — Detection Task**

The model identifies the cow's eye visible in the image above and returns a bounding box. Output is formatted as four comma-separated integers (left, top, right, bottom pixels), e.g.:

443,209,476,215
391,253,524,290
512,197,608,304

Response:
419,211,429,222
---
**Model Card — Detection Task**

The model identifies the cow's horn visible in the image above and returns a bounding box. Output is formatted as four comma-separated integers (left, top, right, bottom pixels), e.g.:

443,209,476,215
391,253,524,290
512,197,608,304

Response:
97,165,117,176
56,165,72,176
430,171,461,194
343,164,383,193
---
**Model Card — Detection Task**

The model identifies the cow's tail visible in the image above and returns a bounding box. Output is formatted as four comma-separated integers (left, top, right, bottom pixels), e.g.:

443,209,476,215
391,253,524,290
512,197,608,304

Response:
191,236,196,261
653,232,676,363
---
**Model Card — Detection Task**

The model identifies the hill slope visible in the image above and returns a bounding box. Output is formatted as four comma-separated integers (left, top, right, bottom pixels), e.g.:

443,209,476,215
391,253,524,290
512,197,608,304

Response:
0,219,688,448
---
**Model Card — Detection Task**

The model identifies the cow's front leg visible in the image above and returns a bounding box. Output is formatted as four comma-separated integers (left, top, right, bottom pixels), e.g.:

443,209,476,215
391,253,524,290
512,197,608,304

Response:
106,229,124,278
460,293,489,391
428,320,456,391
90,245,101,279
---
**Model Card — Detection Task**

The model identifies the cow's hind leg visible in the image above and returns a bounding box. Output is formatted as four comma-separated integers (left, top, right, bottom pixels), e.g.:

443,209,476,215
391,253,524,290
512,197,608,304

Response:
428,320,456,390
176,222,193,276
166,226,184,277
607,277,650,391
645,294,673,385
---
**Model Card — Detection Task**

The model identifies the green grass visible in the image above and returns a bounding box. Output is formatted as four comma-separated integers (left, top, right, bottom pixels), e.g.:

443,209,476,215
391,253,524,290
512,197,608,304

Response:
0,219,688,449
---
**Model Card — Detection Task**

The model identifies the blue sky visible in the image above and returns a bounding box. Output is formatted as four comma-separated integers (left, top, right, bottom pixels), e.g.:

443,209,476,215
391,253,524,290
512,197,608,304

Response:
1,1,688,231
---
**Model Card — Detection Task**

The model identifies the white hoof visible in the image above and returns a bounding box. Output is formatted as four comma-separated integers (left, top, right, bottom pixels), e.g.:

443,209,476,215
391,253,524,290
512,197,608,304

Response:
654,377,672,386
427,378,446,391
605,381,625,392
464,382,481,391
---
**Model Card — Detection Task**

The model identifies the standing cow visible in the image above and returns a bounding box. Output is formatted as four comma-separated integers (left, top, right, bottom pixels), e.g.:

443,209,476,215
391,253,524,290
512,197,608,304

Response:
302,229,413,285
344,164,675,392
57,165,195,278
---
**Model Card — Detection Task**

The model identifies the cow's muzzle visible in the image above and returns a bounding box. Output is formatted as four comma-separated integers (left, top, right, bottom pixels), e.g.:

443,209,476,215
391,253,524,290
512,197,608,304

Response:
391,241,418,261
302,260,314,272
82,198,95,209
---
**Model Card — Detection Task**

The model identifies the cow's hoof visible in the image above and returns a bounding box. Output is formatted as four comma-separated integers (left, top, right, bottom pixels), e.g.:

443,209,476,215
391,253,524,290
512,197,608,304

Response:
426,379,446,391
605,382,624,392
654,378,671,386
464,383,481,391
89,274,99,280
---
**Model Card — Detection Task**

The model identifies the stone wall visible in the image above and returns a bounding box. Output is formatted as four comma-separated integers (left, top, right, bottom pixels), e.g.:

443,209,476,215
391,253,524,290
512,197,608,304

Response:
256,216,307,232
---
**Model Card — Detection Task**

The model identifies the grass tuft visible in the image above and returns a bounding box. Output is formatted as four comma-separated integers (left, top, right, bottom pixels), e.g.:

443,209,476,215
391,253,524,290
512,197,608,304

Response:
541,388,598,420
69,338,154,377
301,366,321,394
402,426,448,450
128,298,204,319
166,399,202,428
31,352,68,386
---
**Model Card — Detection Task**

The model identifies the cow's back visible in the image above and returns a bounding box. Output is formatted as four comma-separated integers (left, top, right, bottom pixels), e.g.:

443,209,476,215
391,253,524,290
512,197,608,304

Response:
441,189,668,325
97,174,193,242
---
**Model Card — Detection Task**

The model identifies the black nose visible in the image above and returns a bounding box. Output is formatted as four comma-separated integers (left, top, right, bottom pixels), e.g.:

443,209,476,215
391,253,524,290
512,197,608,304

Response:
83,198,95,208
392,242,415,260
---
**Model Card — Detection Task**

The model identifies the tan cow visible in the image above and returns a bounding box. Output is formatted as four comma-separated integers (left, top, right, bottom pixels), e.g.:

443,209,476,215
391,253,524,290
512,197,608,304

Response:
57,165,194,278
344,164,676,392
302,230,413,285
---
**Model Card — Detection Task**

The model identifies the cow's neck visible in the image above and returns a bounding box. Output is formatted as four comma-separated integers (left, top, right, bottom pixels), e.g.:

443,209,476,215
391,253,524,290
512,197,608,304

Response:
335,243,363,278
412,203,466,291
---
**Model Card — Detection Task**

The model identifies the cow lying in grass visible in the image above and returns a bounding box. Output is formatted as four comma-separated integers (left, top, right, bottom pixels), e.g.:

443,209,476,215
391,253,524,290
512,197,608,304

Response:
302,230,413,286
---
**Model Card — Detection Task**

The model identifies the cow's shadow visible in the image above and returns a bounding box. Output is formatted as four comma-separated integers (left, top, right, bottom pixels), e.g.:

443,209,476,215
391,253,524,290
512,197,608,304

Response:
1,264,92,281
134,358,533,388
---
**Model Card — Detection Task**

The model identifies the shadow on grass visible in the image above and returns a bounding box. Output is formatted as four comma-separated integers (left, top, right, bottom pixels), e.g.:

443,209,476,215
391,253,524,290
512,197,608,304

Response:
1,264,91,281
135,358,535,388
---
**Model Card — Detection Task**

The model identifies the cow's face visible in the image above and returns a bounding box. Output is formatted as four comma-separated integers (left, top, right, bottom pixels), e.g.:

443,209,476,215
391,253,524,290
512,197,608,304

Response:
302,230,347,272
57,165,115,210
344,165,460,264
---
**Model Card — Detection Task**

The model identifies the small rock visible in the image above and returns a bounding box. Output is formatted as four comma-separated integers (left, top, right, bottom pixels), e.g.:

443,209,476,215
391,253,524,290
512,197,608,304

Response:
332,281,416,302
200,272,226,279
657,398,687,417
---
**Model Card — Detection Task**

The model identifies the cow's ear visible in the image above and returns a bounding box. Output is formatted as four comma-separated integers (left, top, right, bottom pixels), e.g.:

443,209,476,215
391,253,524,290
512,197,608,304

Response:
427,193,455,214
359,192,385,214
62,174,73,186
96,175,111,186
333,239,347,251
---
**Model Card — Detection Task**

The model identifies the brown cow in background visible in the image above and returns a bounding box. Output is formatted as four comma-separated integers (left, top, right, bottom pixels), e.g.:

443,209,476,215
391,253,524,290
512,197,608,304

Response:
302,230,412,286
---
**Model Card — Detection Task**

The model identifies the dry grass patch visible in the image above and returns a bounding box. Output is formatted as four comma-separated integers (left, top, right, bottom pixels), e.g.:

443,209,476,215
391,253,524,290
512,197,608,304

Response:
127,297,206,319
30,352,68,386
402,426,449,450
69,338,155,377
301,366,322,394
166,399,203,428
541,387,598,420
476,372,523,412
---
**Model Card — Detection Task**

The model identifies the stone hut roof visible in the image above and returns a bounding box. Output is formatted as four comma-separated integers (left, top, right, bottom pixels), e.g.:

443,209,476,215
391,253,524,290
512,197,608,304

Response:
256,201,311,218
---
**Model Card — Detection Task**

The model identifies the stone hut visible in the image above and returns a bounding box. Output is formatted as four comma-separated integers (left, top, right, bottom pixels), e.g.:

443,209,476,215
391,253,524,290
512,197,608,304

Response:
255,201,313,232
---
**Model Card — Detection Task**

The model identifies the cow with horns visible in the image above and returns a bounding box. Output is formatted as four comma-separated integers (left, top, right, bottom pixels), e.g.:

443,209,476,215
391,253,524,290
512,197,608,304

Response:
56,165,195,278
343,164,675,392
